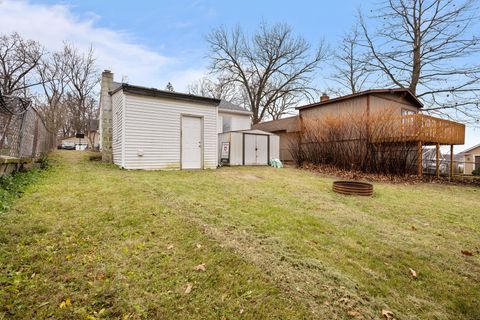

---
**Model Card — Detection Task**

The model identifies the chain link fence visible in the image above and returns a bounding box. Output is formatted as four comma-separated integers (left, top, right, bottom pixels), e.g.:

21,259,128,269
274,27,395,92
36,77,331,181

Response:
0,94,56,159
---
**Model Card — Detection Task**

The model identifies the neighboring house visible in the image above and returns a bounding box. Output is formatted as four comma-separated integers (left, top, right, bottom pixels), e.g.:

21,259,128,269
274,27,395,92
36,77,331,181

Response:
254,89,465,176
217,100,252,133
252,116,300,162
457,144,480,174
99,70,276,170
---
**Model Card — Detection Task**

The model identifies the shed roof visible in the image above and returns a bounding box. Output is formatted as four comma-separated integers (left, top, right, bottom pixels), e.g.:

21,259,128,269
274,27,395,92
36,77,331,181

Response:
252,116,301,133
110,83,221,105
296,88,423,111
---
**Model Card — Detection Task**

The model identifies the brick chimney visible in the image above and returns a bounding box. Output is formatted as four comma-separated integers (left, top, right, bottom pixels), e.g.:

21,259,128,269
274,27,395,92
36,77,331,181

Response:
320,93,329,102
100,70,114,162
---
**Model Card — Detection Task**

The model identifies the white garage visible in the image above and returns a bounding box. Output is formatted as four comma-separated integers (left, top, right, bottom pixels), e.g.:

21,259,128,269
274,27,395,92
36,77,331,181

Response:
218,129,280,166
99,70,280,170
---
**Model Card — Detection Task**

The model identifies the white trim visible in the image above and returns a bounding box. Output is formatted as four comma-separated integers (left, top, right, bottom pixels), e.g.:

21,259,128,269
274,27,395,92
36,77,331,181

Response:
180,114,204,170
218,108,252,116
121,92,126,168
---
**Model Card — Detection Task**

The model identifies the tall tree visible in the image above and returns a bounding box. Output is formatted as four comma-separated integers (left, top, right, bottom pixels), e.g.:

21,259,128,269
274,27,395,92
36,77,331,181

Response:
36,47,70,135
359,0,480,121
206,23,327,123
331,25,373,94
165,82,175,92
0,33,44,96
64,43,99,135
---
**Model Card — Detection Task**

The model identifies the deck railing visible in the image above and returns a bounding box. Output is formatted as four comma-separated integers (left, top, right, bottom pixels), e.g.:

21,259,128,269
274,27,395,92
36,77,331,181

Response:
372,114,465,145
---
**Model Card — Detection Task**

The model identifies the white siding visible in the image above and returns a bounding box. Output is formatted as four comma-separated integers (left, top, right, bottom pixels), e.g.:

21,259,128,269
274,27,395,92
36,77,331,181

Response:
123,94,218,170
111,91,125,166
217,111,251,133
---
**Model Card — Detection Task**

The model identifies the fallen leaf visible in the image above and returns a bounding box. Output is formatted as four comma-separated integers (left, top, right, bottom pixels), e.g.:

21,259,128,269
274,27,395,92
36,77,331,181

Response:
411,226,417,231
184,283,193,294
239,309,244,314
381,309,394,319
409,268,417,279
347,310,361,317
167,245,174,250
59,298,71,309
461,250,473,256
196,244,202,249
194,263,206,271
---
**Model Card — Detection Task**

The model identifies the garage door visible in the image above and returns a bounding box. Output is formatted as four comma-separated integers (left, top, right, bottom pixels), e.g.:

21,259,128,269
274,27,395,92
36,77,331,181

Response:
244,134,268,165
182,116,202,169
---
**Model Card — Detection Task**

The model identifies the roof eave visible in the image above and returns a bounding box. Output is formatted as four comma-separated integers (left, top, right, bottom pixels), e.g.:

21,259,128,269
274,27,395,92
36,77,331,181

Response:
218,108,253,115
296,88,423,110
110,84,221,105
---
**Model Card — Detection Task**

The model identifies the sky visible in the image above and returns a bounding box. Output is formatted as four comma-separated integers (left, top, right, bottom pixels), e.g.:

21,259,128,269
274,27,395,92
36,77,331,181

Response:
0,0,478,150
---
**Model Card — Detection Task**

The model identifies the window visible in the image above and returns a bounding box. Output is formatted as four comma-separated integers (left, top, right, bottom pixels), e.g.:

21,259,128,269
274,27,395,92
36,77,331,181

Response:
222,116,232,132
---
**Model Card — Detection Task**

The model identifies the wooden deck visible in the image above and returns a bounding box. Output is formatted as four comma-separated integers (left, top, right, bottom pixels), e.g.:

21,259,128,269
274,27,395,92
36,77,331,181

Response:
373,114,465,145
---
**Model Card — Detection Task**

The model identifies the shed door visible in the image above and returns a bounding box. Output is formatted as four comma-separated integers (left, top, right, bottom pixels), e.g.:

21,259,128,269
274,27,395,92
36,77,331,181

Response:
182,116,202,169
244,134,257,165
244,134,268,165
255,135,268,165
475,156,480,170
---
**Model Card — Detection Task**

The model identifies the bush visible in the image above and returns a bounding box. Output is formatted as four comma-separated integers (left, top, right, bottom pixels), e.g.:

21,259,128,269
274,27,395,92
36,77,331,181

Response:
290,108,419,176
89,154,102,161
472,169,480,176
0,169,42,212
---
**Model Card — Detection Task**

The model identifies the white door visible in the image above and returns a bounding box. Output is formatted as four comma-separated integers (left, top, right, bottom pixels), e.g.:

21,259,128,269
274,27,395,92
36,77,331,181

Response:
244,134,269,165
182,116,202,169
255,135,268,165
244,134,257,165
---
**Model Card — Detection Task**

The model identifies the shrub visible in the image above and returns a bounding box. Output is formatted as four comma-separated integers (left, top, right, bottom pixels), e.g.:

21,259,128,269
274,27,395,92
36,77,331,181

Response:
89,154,102,162
0,169,42,212
290,108,419,176
472,169,480,176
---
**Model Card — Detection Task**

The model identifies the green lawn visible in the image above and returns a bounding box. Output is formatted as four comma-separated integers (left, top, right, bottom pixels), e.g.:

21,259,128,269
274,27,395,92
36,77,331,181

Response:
1,151,479,320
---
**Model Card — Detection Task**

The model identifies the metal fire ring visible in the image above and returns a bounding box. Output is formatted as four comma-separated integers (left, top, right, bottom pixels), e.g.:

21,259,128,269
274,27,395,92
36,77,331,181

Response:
332,181,374,196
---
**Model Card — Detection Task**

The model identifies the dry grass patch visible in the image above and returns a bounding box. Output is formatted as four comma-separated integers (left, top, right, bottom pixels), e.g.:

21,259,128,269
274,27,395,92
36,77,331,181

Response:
1,151,479,319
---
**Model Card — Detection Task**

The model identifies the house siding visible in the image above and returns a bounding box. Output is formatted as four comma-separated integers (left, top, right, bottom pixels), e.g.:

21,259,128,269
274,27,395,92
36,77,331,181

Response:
122,93,218,170
217,111,251,133
111,91,124,166
463,145,480,174
300,96,369,119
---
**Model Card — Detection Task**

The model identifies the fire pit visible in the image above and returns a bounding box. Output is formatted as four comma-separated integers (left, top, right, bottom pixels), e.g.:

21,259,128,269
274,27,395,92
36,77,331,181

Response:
332,181,373,196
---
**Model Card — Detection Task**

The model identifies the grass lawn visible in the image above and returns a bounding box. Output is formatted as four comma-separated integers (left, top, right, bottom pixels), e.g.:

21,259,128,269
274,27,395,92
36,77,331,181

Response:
1,151,479,319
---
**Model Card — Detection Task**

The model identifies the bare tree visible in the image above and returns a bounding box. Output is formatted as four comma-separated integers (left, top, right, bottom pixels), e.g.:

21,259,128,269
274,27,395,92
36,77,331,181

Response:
359,0,480,122
331,25,373,94
36,48,70,135
188,76,245,105
0,33,44,96
165,82,175,92
206,23,327,123
64,43,99,136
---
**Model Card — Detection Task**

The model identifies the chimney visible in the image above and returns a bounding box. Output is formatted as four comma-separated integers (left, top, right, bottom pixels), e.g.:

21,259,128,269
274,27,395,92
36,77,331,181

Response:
100,70,114,162
320,93,329,102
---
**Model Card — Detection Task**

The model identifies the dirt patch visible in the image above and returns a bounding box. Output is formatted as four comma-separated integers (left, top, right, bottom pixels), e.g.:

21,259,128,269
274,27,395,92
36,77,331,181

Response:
302,163,480,187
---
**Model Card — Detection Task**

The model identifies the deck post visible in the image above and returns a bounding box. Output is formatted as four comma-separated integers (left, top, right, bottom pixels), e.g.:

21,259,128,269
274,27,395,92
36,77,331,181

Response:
417,141,423,177
436,143,440,178
450,145,454,178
